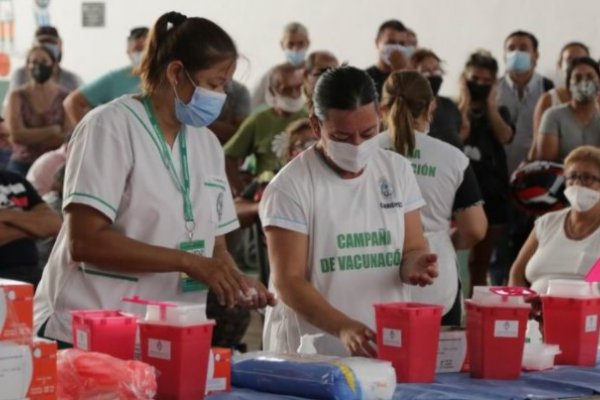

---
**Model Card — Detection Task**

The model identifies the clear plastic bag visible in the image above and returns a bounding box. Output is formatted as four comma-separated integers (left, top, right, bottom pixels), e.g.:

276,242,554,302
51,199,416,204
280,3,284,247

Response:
57,349,157,399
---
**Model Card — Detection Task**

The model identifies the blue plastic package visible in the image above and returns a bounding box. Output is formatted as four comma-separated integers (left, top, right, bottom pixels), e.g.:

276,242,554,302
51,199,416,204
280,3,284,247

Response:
232,353,361,400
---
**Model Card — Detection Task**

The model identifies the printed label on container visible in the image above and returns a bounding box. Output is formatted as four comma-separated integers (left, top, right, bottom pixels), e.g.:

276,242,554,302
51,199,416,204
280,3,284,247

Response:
76,329,89,351
382,328,402,347
207,378,227,392
148,339,171,360
585,314,598,333
494,320,519,338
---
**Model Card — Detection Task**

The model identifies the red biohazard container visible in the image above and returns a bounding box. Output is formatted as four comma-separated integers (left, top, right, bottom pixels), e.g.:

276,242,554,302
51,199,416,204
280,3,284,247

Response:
71,310,137,360
123,296,215,400
374,302,443,383
542,296,600,366
466,286,534,380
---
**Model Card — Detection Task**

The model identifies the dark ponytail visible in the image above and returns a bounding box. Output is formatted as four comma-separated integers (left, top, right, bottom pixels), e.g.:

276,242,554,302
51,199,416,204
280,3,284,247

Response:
381,71,433,155
139,11,237,94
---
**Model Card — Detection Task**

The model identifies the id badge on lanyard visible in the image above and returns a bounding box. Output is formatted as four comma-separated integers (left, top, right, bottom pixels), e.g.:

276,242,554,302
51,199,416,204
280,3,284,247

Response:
141,97,207,293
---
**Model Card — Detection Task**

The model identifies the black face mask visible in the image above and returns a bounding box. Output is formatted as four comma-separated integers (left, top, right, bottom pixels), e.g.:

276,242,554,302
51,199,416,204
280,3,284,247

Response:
31,63,53,84
427,75,443,96
467,81,492,102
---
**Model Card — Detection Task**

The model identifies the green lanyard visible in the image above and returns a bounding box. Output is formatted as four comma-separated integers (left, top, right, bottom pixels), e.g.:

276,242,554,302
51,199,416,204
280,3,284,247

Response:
142,96,195,239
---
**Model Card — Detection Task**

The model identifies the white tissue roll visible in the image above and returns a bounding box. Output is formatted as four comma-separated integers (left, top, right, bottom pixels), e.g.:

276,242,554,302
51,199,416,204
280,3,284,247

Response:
341,357,395,400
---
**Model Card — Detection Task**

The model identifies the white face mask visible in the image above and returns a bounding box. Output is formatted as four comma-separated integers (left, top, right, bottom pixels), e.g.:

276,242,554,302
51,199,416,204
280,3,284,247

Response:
129,51,143,67
325,134,379,173
276,95,305,113
564,185,600,212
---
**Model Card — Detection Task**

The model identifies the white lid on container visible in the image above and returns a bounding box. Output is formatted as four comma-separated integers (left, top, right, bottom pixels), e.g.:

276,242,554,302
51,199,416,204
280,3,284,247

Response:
472,286,536,307
546,279,600,299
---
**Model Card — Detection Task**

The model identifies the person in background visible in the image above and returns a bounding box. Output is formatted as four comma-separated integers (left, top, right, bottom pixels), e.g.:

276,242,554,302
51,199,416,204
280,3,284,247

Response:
225,63,307,195
0,118,11,169
33,11,274,348
458,51,514,295
530,42,590,160
209,80,251,145
251,22,310,110
492,30,554,286
509,146,600,294
303,50,339,110
5,45,70,176
63,27,149,125
26,139,67,197
411,48,464,149
260,66,438,357
407,28,418,48
0,169,61,287
235,118,315,228
366,19,412,98
7,26,82,95
536,57,600,162
37,166,65,268
379,70,486,325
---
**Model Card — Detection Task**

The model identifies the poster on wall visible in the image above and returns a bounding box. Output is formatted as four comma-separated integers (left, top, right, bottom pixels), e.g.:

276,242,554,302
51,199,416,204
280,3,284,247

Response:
34,0,51,27
0,0,13,77
82,2,105,27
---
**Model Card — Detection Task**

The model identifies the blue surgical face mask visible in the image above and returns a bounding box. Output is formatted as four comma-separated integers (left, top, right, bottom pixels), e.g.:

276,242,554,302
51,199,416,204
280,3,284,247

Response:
506,50,532,73
42,43,61,61
174,71,227,127
284,49,306,66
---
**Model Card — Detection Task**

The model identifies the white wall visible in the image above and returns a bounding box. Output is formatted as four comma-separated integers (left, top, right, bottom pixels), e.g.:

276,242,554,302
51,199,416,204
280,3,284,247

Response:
9,0,600,97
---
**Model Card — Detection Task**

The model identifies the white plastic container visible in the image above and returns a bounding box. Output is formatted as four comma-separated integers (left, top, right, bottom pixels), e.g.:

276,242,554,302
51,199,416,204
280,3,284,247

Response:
522,343,561,371
546,279,600,298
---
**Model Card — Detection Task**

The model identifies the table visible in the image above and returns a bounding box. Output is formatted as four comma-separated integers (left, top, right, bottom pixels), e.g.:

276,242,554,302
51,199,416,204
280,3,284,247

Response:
208,363,600,400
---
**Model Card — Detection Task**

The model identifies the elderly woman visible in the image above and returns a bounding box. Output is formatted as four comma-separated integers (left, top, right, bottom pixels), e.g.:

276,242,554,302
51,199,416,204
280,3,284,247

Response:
509,146,600,293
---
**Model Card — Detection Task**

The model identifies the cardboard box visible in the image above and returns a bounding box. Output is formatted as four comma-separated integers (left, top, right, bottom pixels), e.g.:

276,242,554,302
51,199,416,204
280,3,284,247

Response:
0,338,57,400
206,347,231,394
0,279,33,342
436,328,469,373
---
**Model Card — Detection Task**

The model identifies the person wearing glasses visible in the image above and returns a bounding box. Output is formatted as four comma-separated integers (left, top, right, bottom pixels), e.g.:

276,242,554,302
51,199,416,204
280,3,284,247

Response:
509,146,600,294
63,27,150,125
536,57,600,162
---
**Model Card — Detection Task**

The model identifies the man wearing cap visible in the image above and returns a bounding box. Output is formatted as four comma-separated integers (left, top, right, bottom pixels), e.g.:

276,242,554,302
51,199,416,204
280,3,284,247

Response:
7,26,82,94
63,27,149,125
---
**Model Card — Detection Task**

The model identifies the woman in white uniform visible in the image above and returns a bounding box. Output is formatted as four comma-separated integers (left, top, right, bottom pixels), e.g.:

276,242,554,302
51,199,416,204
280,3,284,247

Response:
259,66,439,357
34,11,273,346
379,71,487,325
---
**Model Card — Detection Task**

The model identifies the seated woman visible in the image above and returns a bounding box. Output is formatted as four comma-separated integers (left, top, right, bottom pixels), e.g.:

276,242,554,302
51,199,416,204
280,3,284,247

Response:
5,45,70,175
260,66,438,356
509,146,600,294
536,57,600,162
529,42,590,160
379,70,487,325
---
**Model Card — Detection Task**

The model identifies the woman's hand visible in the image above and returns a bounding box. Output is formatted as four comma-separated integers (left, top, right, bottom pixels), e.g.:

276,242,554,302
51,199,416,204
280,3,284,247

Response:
185,257,249,308
338,318,377,357
237,276,277,309
401,253,439,286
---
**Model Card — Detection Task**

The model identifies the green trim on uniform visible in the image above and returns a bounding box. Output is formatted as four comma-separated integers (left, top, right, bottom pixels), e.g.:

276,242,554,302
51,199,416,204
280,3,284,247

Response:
204,181,226,191
78,266,139,282
218,218,238,229
66,192,117,214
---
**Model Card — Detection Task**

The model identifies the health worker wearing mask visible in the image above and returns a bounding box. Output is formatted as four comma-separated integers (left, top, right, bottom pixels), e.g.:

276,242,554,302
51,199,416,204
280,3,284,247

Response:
34,12,274,347
259,66,438,357
509,145,600,294
5,45,71,176
379,71,487,325
536,57,600,162
63,27,150,126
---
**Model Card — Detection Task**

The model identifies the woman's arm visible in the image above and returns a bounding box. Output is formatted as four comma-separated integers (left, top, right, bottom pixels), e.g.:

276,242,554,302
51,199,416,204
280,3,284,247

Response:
6,90,64,147
265,226,376,357
453,205,487,250
400,209,439,285
536,133,560,161
0,223,29,246
0,203,61,238
508,230,539,287
529,93,552,160
65,203,248,307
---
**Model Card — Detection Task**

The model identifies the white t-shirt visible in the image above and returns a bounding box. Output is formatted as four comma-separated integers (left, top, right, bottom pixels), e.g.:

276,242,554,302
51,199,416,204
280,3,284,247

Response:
34,95,240,343
378,131,470,313
525,208,600,294
259,146,425,356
